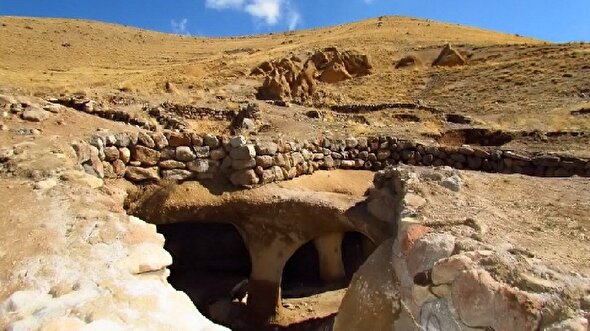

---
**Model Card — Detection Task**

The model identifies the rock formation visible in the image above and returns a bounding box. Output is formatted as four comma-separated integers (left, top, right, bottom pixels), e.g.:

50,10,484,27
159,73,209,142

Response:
253,47,373,102
432,43,467,67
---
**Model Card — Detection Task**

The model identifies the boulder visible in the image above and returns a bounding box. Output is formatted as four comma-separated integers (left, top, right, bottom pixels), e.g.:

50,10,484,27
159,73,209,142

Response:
334,239,419,331
21,106,49,122
396,55,422,69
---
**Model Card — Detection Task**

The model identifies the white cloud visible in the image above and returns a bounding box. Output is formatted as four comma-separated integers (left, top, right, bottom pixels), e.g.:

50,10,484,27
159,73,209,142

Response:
244,0,281,25
205,0,244,9
204,0,300,29
286,5,300,31
171,18,190,35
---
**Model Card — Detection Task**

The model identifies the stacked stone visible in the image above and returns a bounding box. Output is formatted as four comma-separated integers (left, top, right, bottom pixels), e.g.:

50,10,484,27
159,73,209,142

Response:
74,132,590,186
330,102,438,113
52,97,154,130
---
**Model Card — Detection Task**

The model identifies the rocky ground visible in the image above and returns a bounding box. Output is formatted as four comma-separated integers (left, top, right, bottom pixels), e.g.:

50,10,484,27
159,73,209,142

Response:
0,14,589,331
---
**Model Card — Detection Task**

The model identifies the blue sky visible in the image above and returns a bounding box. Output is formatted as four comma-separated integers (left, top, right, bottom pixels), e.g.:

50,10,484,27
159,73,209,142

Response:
1,0,589,42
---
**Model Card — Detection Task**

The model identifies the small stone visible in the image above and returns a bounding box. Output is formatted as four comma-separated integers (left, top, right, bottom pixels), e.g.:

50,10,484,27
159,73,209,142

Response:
407,233,456,277
132,146,160,166
203,134,220,148
230,169,259,186
210,148,226,160
230,135,247,148
255,141,278,155
125,166,160,182
175,146,196,162
118,147,131,164
194,146,210,158
345,137,358,149
137,131,155,148
256,155,274,168
112,159,126,177
114,132,131,147
104,146,120,162
166,131,191,147
232,158,256,170
187,159,209,173
33,178,58,190
71,142,91,163
162,169,193,181
440,174,461,192
230,144,256,160
151,131,168,149
159,160,186,170
43,104,63,113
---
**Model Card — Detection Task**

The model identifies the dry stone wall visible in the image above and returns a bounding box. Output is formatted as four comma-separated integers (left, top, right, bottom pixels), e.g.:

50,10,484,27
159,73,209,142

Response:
73,130,590,186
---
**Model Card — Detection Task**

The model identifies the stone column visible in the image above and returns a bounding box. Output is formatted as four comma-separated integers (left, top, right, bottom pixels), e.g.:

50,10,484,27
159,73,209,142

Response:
245,237,302,324
314,232,346,284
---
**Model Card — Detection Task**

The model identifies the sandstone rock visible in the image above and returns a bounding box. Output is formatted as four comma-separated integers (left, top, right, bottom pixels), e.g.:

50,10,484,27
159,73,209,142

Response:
318,62,352,83
255,142,278,155
125,166,160,182
175,146,196,162
257,70,291,100
433,44,467,67
22,106,49,122
132,146,160,166
407,233,456,277
187,159,209,173
230,169,259,186
230,144,256,160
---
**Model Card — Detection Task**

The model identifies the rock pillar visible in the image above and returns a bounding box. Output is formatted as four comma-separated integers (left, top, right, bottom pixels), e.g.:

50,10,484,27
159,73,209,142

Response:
314,232,346,284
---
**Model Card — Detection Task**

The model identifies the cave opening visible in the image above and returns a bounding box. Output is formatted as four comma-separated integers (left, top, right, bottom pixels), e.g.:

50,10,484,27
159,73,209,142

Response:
282,241,322,298
156,222,251,317
342,231,377,280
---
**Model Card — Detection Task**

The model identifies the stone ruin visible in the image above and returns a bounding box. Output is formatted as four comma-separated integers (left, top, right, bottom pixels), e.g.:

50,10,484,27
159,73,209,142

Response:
251,47,373,102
